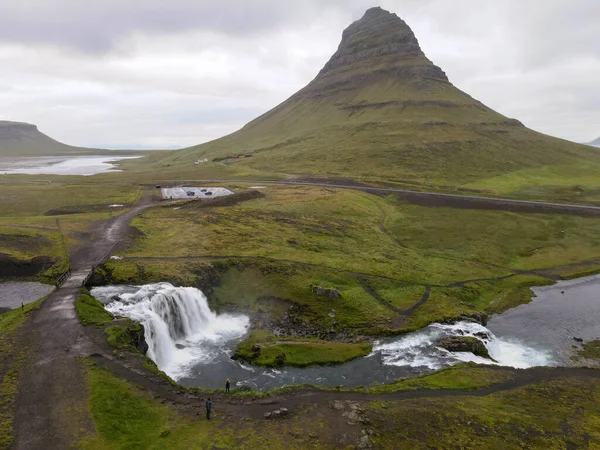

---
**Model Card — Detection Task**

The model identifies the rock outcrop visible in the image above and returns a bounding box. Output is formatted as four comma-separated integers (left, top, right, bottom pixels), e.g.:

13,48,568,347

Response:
437,336,493,360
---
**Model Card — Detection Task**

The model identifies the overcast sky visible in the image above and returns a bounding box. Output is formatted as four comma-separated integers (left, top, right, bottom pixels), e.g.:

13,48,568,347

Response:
0,0,598,149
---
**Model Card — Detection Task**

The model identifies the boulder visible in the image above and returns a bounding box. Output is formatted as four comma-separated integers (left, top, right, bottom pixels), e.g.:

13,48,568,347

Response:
274,352,286,367
437,336,493,360
311,285,342,300
264,412,272,419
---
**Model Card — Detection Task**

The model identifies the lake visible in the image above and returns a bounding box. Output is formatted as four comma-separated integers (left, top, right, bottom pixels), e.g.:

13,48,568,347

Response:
0,155,142,176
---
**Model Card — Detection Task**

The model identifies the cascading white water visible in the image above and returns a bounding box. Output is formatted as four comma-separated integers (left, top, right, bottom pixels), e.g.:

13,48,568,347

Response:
92,283,249,379
373,321,554,370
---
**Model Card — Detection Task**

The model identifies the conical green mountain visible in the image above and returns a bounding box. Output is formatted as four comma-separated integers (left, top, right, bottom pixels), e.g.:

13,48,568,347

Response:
165,7,600,187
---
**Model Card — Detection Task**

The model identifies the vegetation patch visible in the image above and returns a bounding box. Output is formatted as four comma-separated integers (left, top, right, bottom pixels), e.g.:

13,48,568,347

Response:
105,320,146,353
364,364,512,393
75,290,114,326
368,376,600,449
573,340,600,363
233,330,372,367
82,362,331,449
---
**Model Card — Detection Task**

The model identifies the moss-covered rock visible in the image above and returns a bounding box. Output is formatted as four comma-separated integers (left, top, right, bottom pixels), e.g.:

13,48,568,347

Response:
436,336,493,361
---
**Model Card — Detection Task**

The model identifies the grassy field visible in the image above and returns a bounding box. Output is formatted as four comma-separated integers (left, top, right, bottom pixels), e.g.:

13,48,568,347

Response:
80,361,600,449
0,177,142,282
369,376,600,448
102,185,600,336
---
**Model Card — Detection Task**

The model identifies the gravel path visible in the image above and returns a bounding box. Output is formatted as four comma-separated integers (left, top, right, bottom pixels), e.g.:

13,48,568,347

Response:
12,192,159,449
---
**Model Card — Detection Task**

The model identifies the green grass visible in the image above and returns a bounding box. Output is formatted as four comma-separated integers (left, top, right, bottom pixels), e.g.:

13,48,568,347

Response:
574,340,600,362
369,376,600,449
0,297,47,448
364,364,512,393
82,363,336,449
234,330,372,367
75,291,114,326
105,321,144,352
82,360,600,449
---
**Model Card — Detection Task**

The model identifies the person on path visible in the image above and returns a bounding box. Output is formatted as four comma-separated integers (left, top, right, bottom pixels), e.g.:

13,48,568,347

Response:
21,302,24,311
225,378,231,393
205,397,212,420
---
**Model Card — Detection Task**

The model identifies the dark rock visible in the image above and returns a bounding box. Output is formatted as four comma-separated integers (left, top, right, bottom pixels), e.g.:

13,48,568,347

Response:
311,285,342,300
133,324,149,355
437,336,493,360
274,352,286,367
574,337,584,343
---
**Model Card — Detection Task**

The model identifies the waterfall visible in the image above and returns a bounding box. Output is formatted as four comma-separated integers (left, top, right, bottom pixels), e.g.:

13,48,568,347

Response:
92,283,249,379
374,321,554,370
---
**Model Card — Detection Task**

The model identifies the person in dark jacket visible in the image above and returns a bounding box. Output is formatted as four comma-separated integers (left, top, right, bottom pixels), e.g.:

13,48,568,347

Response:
225,378,231,393
205,397,212,420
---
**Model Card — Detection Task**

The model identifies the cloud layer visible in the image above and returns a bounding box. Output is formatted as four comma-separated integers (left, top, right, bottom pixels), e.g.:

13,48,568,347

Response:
0,0,598,148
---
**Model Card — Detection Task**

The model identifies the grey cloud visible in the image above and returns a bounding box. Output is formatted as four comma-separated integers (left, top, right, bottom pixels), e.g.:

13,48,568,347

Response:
0,0,598,147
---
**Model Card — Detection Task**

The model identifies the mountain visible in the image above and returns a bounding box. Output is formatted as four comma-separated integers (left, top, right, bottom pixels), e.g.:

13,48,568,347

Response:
0,120,97,156
158,7,600,186
587,137,600,147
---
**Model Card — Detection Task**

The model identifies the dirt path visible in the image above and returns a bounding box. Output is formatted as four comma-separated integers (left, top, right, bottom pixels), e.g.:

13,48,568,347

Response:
12,192,161,450
89,353,600,419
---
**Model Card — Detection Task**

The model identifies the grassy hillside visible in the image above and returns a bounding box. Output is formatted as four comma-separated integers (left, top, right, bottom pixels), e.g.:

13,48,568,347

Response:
139,8,600,197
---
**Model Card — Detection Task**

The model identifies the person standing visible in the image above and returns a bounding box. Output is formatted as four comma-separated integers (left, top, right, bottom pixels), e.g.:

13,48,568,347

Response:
205,397,212,420
225,378,231,393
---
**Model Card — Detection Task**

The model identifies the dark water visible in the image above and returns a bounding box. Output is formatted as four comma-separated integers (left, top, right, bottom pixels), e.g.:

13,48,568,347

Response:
488,274,600,365
91,275,600,391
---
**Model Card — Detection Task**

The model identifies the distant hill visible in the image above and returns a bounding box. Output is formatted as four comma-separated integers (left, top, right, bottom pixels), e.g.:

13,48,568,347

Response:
588,137,600,147
161,7,600,186
0,121,98,156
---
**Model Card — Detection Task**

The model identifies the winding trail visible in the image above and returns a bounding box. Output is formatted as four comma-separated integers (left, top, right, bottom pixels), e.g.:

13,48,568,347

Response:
12,192,160,450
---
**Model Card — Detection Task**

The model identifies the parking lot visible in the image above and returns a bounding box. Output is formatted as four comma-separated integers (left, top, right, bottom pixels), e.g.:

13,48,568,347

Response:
160,186,234,200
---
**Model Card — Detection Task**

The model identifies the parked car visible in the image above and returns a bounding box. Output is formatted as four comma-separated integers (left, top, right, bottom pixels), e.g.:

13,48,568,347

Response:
187,191,195,196
155,185,161,189
205,192,213,196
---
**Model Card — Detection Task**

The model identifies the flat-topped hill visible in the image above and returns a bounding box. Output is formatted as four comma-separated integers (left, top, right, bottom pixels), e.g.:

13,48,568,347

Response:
0,120,97,156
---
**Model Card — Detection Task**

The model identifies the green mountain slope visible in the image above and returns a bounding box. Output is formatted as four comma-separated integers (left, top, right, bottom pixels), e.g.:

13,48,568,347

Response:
0,120,97,156
155,7,600,190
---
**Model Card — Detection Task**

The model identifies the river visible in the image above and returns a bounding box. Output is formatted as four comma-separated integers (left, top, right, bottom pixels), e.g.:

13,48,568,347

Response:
90,275,600,391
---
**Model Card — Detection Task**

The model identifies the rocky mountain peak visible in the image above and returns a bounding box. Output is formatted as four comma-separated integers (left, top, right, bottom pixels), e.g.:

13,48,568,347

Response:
294,7,448,99
319,7,430,75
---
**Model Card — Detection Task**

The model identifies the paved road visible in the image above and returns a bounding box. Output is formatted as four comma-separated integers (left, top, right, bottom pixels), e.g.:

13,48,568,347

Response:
153,179,600,216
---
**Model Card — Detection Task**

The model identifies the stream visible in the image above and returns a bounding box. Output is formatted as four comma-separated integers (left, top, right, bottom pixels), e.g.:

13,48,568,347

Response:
89,275,600,391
